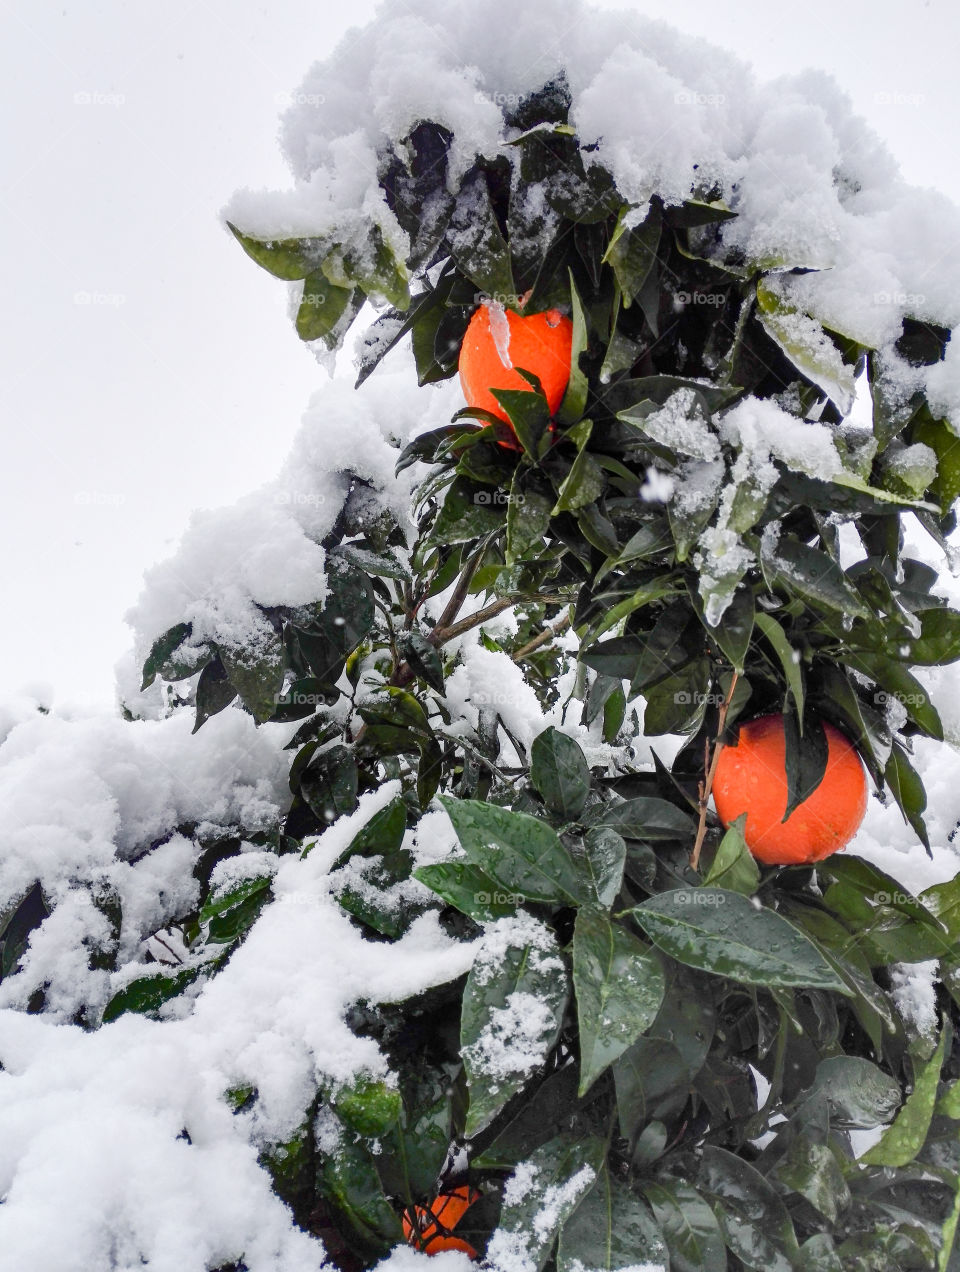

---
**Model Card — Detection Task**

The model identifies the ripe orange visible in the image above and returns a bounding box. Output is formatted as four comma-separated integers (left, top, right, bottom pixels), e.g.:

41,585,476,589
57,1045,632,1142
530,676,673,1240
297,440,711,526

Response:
458,303,573,426
712,713,867,866
402,1184,481,1257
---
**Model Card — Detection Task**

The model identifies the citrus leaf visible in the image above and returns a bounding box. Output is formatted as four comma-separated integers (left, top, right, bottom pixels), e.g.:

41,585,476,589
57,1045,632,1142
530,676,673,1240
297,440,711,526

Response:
573,908,666,1095
861,1027,948,1166
530,727,590,820
558,1162,668,1272
491,1135,605,1271
629,889,850,992
439,796,594,905
460,926,569,1136
642,1179,727,1272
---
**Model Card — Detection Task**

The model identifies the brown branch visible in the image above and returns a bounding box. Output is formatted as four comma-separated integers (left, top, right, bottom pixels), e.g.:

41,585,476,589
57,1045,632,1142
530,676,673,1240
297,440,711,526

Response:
690,671,739,871
512,612,572,662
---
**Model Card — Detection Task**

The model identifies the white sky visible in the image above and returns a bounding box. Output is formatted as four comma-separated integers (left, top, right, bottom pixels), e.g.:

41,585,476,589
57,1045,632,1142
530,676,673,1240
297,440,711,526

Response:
1,0,958,706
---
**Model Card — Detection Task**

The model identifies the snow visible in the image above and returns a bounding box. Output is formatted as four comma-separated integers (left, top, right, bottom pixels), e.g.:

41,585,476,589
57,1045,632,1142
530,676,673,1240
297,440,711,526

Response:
0,779,482,1272
2,0,960,1265
889,960,939,1041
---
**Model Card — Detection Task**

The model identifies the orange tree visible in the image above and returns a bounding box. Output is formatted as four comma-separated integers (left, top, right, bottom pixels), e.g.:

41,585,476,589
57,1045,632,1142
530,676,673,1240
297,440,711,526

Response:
123,84,960,1269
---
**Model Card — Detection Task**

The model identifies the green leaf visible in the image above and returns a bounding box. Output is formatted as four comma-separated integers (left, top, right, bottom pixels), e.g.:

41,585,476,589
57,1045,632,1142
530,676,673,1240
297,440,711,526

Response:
580,827,627,908
460,925,569,1136
492,1135,606,1271
300,744,358,824
102,967,199,1024
192,655,239,733
331,795,408,873
775,1133,851,1224
330,1076,402,1139
640,658,712,736
573,908,666,1095
557,271,589,425
911,408,960,511
413,861,520,921
754,611,804,715
200,875,272,924
782,712,829,819
701,1145,800,1271
802,1055,901,1127
0,883,48,981
629,889,850,992
491,380,552,458
603,203,661,308
845,651,943,740
221,636,285,726
141,621,193,690
296,273,361,344
558,1163,668,1272
584,796,696,842
440,796,595,906
702,815,760,895
531,727,590,820
817,855,945,931
226,222,317,280
507,480,552,564
861,1027,947,1166
448,170,515,298
885,606,960,665
705,583,755,674
472,1064,583,1170
399,632,444,695
761,535,871,619
756,280,855,413
612,1037,688,1137
553,441,605,514
319,1133,405,1255
432,477,505,544
642,1179,727,1272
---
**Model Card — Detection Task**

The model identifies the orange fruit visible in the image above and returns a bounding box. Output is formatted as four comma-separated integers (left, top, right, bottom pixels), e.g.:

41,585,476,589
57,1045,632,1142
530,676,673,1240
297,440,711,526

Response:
712,713,867,866
402,1184,481,1257
458,304,573,426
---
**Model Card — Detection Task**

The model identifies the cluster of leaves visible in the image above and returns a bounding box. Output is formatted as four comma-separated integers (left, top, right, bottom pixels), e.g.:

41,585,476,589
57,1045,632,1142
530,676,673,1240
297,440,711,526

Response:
12,74,955,1271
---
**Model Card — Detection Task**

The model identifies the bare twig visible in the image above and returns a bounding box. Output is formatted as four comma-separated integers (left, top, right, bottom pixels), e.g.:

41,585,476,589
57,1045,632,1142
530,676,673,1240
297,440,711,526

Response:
512,612,572,662
690,671,739,871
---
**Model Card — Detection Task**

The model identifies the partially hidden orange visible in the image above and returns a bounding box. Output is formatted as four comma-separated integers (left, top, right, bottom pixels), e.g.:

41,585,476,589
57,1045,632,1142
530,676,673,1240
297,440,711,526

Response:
712,713,867,866
402,1184,481,1257
458,303,572,426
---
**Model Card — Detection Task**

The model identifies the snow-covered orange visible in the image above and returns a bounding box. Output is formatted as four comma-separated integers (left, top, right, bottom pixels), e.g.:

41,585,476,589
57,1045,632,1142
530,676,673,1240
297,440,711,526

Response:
458,303,572,425
712,714,867,866
402,1184,481,1257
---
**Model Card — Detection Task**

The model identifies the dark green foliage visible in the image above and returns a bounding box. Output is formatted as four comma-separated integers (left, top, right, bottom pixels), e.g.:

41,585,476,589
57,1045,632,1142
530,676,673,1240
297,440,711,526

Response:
118,80,960,1269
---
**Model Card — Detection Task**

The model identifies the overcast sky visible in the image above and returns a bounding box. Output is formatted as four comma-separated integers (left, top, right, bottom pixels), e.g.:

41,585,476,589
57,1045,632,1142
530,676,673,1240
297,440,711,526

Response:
2,0,958,706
